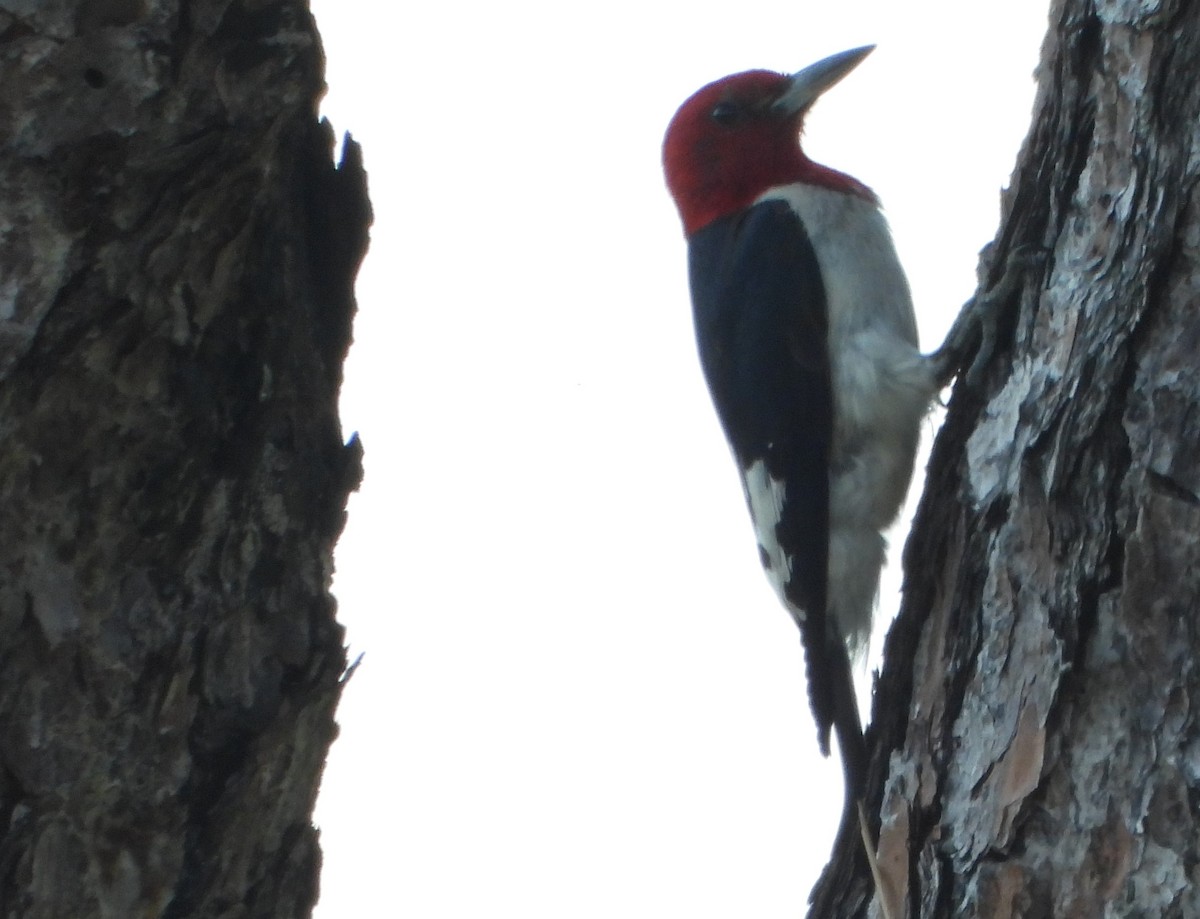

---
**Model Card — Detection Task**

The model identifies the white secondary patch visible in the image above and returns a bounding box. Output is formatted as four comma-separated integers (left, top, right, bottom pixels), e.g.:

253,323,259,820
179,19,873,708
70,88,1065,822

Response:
741,458,798,621
753,183,939,648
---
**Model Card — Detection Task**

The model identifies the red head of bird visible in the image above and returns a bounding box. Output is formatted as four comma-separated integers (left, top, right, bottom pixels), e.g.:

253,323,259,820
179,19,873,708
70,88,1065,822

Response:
662,45,878,236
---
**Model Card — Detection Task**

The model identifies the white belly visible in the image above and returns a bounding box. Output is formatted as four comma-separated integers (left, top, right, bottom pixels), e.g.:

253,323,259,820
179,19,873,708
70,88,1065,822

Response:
755,183,936,651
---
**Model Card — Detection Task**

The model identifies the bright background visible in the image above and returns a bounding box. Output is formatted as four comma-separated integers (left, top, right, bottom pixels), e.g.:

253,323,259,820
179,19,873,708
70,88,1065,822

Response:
308,3,1047,916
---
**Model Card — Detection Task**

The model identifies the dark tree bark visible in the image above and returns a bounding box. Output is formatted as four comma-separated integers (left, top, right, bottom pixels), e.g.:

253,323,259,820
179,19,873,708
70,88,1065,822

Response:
0,2,366,916
812,0,1200,916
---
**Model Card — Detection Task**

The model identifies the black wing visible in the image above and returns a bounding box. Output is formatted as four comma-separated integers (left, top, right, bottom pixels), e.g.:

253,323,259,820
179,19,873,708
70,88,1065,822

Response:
687,199,841,752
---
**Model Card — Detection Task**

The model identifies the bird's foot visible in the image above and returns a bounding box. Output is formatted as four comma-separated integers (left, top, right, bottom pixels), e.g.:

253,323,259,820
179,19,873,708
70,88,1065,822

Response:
931,243,1046,388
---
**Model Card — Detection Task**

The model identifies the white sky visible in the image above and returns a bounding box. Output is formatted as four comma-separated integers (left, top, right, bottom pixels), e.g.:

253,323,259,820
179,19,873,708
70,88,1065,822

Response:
309,3,1047,916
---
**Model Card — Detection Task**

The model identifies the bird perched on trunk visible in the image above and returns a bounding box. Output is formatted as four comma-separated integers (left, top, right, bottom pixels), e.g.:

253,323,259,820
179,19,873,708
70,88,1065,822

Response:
662,46,1022,876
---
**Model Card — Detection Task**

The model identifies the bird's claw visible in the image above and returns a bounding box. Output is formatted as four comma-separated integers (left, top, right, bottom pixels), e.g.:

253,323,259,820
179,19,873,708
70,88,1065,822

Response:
933,242,1047,388
1003,242,1050,276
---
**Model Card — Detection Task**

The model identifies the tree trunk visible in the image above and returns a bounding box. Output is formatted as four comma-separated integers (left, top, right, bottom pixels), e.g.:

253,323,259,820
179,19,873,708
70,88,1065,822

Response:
0,2,367,916
812,0,1200,916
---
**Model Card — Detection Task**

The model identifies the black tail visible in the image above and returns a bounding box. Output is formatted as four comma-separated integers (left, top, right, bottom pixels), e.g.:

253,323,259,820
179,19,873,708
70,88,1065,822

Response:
827,634,868,853
806,632,868,854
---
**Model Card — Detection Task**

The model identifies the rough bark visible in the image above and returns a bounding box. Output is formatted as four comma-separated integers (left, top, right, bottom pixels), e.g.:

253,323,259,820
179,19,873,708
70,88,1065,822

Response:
0,2,367,916
811,0,1200,916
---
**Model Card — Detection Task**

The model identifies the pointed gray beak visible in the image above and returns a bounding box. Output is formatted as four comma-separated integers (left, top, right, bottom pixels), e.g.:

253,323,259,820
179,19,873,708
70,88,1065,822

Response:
771,45,875,116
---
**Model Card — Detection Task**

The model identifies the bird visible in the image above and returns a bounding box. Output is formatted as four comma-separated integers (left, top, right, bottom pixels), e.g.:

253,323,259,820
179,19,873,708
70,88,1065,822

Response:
660,48,1042,912
661,46,1023,875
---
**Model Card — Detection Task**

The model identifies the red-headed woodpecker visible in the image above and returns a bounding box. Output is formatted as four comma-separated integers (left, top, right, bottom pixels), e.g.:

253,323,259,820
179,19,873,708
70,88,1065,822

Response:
663,46,943,837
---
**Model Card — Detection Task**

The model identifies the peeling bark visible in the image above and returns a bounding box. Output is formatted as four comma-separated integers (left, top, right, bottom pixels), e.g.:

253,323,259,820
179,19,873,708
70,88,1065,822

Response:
811,0,1200,916
0,2,367,916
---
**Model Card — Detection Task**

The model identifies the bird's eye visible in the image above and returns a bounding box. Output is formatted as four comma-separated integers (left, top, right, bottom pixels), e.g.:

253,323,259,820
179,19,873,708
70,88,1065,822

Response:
710,102,741,126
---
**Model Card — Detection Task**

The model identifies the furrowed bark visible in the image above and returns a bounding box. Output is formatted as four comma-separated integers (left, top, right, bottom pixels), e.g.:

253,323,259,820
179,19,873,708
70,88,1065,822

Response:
0,2,368,915
812,1,1200,915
